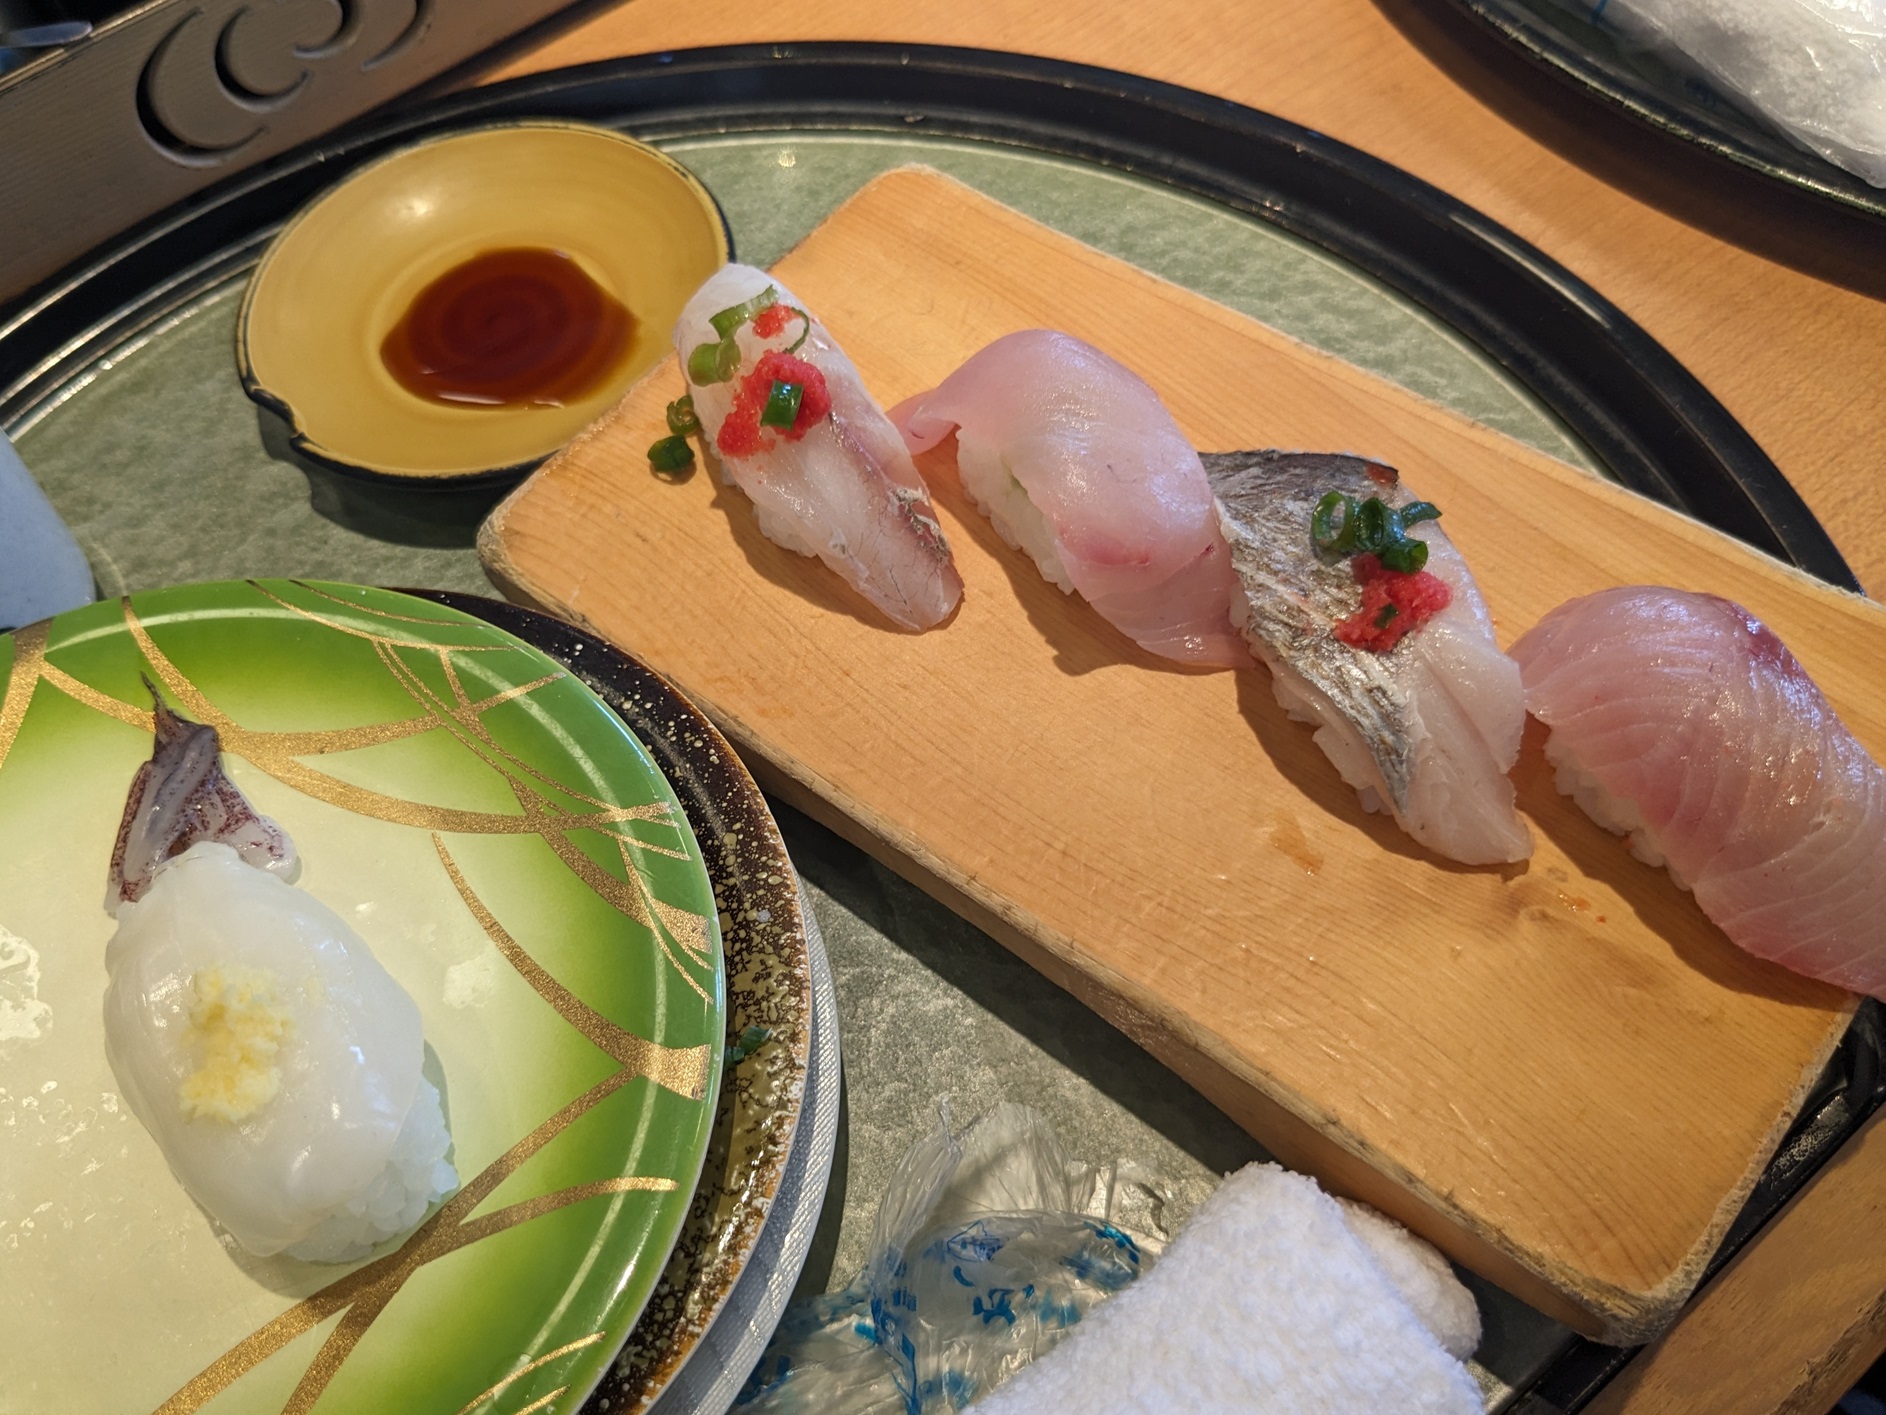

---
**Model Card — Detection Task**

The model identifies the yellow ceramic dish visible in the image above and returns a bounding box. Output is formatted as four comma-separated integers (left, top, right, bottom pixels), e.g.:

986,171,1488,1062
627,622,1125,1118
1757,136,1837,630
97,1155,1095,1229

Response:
238,121,729,482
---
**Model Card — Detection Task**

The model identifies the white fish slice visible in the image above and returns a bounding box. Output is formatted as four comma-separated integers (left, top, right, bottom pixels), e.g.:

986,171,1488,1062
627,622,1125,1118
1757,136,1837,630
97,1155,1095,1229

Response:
674,264,963,632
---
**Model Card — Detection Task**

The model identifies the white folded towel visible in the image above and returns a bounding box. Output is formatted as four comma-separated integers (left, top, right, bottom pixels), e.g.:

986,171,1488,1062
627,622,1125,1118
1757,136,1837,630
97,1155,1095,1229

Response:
969,1163,1484,1414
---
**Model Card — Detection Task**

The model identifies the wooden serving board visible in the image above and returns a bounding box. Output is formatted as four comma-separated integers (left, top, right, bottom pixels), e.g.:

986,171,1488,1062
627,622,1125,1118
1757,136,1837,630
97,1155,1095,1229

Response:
482,167,1877,1343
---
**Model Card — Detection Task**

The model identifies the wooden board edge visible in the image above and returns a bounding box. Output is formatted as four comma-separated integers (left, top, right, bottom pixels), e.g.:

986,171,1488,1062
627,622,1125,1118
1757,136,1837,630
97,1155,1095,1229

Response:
1589,1108,1886,1415
749,698,1855,1344
1667,1005,1859,1307
475,171,1868,1340
477,530,1705,1344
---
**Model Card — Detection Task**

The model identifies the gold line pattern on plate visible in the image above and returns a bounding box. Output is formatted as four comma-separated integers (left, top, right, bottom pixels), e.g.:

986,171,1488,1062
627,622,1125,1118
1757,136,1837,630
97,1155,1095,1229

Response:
152,1028,684,1412
112,595,718,1000
0,619,49,772
437,834,710,1099
248,580,521,652
282,580,516,631
0,585,717,1415
452,1334,607,1415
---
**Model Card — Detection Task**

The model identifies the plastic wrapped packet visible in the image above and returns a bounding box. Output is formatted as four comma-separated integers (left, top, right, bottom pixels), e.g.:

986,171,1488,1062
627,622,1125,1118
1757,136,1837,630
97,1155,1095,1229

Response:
735,1102,1169,1414
1549,0,1886,185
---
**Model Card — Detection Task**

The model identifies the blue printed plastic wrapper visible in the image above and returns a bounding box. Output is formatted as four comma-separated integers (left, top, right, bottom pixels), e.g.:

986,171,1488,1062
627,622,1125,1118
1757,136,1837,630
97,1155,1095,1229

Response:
738,1102,1168,1414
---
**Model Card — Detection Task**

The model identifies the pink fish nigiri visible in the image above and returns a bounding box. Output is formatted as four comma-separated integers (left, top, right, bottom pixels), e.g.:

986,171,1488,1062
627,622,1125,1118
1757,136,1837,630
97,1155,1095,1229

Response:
675,264,962,631
893,330,1249,667
1511,586,1886,998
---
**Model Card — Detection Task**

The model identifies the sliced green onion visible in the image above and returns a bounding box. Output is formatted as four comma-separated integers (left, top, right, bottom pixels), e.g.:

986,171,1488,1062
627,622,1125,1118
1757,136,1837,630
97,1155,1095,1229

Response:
1374,602,1400,629
1311,492,1353,554
709,286,779,340
648,435,695,473
686,340,732,385
1379,537,1429,573
784,307,811,354
1314,488,1441,572
760,379,804,430
1354,496,1393,554
666,394,700,436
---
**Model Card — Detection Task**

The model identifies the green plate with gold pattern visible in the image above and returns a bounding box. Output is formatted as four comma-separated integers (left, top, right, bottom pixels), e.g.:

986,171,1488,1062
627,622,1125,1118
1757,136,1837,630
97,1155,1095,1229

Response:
0,579,724,1415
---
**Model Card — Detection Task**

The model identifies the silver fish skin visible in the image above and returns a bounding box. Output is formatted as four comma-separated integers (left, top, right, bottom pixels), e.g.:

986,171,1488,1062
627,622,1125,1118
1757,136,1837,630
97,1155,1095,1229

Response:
1205,451,1532,866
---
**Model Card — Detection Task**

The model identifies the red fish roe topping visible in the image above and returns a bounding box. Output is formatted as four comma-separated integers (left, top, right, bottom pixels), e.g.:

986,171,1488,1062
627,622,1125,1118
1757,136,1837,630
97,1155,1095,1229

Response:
751,303,797,339
715,350,833,459
1334,552,1452,651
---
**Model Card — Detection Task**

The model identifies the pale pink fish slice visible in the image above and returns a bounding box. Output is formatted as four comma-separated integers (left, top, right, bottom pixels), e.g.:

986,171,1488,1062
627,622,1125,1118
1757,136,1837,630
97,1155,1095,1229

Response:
1511,587,1886,997
895,330,1250,667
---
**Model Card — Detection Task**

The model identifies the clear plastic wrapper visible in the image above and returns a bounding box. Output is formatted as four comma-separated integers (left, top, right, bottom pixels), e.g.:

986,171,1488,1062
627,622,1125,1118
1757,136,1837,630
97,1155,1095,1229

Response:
735,1103,1168,1414
1553,0,1886,185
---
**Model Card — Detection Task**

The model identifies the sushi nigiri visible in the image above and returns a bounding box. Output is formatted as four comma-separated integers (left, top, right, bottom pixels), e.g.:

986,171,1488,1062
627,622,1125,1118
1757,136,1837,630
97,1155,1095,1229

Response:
892,330,1249,667
671,264,962,631
103,689,457,1261
1207,451,1532,866
1511,587,1886,997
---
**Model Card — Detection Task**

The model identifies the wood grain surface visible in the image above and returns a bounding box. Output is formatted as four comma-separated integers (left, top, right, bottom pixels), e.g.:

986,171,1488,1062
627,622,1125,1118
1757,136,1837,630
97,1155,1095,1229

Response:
481,167,1878,1343
1589,1108,1886,1415
474,3,1886,1402
486,0,1886,607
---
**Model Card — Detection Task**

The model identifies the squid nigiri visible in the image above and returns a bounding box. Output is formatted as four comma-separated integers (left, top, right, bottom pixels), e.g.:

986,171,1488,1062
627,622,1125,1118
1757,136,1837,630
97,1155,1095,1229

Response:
1512,587,1886,997
892,330,1249,667
102,688,456,1261
670,264,962,631
1208,451,1532,866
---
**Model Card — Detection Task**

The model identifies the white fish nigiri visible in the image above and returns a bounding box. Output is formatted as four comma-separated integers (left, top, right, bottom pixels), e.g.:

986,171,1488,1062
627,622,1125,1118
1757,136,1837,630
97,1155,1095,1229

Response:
1512,587,1886,996
674,264,962,631
103,691,456,1260
893,330,1249,667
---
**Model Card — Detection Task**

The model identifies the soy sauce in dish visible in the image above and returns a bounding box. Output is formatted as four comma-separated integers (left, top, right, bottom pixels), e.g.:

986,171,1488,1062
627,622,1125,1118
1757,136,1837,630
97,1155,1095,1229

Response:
380,247,634,408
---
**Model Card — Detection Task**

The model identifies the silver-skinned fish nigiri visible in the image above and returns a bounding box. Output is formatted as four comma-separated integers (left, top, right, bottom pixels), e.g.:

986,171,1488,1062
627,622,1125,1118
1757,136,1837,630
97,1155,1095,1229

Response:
1207,452,1532,866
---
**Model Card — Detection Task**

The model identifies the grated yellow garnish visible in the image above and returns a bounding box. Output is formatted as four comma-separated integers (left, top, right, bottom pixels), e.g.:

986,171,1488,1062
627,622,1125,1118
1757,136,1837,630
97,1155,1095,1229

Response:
178,966,292,1122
